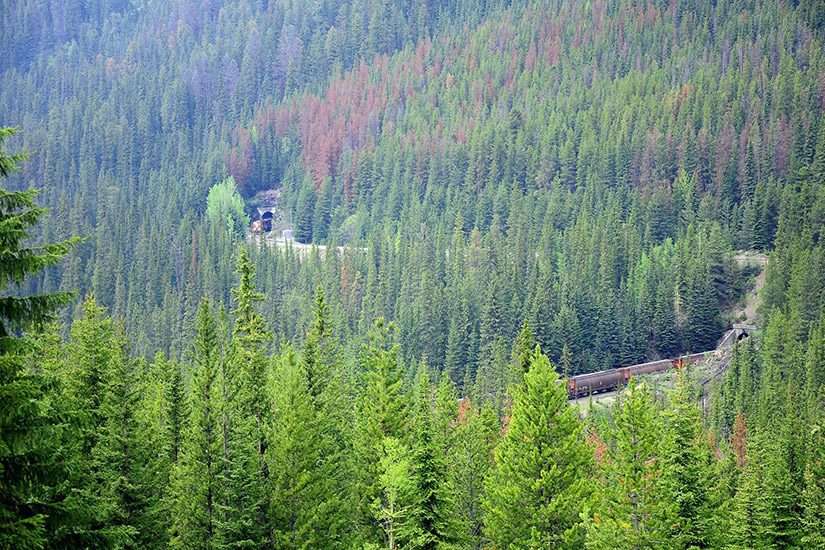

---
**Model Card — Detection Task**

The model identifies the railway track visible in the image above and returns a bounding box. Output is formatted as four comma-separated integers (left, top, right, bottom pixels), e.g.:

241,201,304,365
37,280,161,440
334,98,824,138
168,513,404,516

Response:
567,252,766,402
566,327,753,400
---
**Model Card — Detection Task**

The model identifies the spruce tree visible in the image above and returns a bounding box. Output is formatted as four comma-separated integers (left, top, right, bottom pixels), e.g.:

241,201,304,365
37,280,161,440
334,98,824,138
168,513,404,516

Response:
729,436,763,549
586,378,674,549
353,318,407,544
294,183,316,244
218,247,272,547
683,262,720,352
407,362,459,549
64,296,140,547
169,300,222,549
802,411,825,548
92,321,142,545
300,287,353,545
0,128,80,339
511,320,536,376
653,276,679,357
483,347,590,548
759,435,801,548
371,437,417,550
0,127,79,548
133,352,186,548
453,401,498,549
268,346,330,548
663,369,714,548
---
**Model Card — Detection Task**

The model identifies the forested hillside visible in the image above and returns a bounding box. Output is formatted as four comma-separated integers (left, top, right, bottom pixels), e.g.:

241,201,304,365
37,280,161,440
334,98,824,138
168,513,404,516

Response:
2,0,825,547
1,0,822,376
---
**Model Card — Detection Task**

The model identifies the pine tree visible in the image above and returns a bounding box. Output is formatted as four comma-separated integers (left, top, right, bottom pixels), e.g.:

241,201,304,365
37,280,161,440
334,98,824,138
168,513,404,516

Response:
653,275,680,357
560,342,574,378
217,247,272,547
92,320,142,545
169,300,222,549
312,177,333,241
802,413,825,548
0,127,80,548
730,431,802,548
759,434,802,548
302,287,335,399
133,352,186,548
729,435,763,549
268,346,330,548
453,401,498,549
445,295,471,387
353,318,407,544
511,320,536,375
683,262,720,352
294,183,316,244
663,369,713,548
407,362,460,549
483,347,590,548
372,437,417,550
64,296,140,546
586,378,674,549
300,287,353,545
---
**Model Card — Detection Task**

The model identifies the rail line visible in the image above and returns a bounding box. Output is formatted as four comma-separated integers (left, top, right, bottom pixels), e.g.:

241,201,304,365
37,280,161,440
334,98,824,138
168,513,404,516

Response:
566,325,755,400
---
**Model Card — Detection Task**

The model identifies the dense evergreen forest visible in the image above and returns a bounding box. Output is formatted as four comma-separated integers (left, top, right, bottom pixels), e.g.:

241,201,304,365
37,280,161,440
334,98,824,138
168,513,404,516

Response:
2,0,825,547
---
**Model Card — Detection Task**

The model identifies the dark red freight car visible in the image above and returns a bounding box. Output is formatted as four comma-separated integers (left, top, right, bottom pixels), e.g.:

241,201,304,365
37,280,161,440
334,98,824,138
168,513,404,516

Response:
567,353,707,399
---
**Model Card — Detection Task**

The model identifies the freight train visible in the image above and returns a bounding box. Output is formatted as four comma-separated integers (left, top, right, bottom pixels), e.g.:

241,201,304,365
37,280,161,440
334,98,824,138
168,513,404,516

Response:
567,352,708,399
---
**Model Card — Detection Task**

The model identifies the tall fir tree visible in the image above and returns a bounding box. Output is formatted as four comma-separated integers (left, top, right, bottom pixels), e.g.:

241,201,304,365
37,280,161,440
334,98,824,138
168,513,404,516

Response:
64,296,141,547
802,407,825,548
217,247,272,547
268,346,331,548
406,362,460,549
300,288,353,545
585,378,674,549
483,347,591,548
353,318,407,544
371,436,418,550
452,401,498,549
0,128,80,548
663,369,714,548
169,300,222,549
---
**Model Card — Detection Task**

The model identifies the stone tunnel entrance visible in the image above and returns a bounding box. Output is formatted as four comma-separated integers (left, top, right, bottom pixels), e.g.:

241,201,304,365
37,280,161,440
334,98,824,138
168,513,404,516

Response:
257,207,277,233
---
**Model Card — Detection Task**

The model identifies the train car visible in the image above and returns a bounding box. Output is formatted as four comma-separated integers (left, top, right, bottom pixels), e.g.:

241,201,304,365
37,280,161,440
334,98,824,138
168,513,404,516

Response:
567,368,626,399
567,352,709,399
626,358,673,377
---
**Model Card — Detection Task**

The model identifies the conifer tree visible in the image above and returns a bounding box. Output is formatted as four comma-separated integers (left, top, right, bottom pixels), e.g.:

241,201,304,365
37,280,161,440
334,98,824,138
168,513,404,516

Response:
294,183,316,244
653,276,679,357
133,352,186,548
92,320,142,545
64,296,140,546
169,300,222,549
758,435,801,548
683,262,720,352
729,436,763,549
268,346,330,548
453,401,498,549
663,369,714,548
511,320,536,376
302,287,335,399
802,413,825,548
217,247,272,547
407,362,459,549
0,127,80,548
300,287,353,545
483,347,590,548
353,318,407,543
372,437,417,550
586,378,674,549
